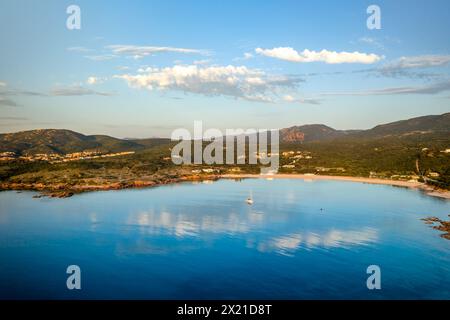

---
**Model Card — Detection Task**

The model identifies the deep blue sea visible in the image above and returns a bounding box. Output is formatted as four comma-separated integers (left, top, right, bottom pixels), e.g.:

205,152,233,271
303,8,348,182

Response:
0,179,449,299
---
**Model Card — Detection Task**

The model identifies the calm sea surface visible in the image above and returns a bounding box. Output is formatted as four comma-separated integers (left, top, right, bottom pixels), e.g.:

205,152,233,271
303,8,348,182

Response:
0,179,449,299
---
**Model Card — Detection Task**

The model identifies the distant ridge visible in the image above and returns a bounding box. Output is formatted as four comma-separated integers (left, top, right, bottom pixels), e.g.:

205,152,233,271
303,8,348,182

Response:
280,112,450,143
1,112,449,154
355,112,450,139
0,129,170,155
280,124,358,143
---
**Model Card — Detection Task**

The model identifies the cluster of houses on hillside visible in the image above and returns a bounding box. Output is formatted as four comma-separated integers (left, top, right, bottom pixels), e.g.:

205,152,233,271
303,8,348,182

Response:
0,151,17,161
0,150,135,163
281,150,313,169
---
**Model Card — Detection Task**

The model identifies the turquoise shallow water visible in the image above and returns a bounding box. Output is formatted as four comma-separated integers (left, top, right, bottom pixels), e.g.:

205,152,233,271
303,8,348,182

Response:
0,178,449,299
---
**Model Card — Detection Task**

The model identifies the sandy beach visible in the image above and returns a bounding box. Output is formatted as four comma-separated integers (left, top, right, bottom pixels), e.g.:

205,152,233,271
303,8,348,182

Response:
221,174,450,199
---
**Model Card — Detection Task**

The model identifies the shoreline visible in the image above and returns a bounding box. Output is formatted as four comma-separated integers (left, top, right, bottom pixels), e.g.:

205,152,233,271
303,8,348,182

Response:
221,174,450,199
1,173,449,200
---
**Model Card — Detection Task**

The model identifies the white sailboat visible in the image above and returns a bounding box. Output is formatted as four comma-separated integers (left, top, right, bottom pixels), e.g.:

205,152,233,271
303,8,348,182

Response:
246,191,254,205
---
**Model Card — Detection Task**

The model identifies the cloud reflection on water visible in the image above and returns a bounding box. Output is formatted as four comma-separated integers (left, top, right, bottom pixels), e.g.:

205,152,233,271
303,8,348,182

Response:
267,228,378,255
128,209,252,237
124,207,378,256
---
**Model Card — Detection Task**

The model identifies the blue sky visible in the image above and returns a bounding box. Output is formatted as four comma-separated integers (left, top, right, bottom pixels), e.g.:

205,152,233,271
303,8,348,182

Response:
0,0,449,137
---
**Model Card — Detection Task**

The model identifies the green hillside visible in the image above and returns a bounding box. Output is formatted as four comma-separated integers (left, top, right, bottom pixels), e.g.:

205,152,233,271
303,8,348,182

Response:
0,113,449,191
0,129,170,155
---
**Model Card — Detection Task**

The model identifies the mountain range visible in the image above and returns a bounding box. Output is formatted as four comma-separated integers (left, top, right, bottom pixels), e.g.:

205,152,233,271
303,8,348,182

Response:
280,112,450,143
1,112,449,155
0,129,170,155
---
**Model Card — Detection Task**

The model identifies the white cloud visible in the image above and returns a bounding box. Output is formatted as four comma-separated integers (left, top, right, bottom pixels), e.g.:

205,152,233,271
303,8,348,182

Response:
0,81,6,87
114,64,302,103
137,66,156,73
233,52,254,61
379,55,450,76
283,94,321,105
358,37,384,49
0,86,44,97
244,52,254,59
283,95,295,102
255,47,382,64
107,45,208,59
321,79,450,96
86,76,105,85
349,55,450,79
193,59,211,65
50,85,114,96
84,54,117,61
0,83,113,106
